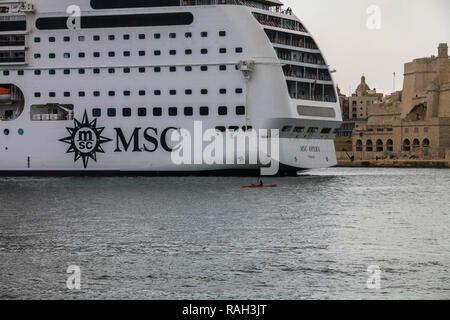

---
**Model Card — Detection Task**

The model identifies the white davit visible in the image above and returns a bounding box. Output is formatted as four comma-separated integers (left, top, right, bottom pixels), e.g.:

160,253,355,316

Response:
0,0,342,175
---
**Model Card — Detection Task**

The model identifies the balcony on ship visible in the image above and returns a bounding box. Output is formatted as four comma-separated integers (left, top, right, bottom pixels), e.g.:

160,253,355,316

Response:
265,29,318,50
253,12,307,32
276,48,326,66
180,0,288,13
287,80,337,103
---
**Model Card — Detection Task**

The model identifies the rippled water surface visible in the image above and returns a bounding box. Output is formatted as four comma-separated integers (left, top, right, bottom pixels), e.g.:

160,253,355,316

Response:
0,168,449,299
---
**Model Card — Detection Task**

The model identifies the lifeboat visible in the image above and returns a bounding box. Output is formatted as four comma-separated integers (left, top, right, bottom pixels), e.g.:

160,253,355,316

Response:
0,87,12,103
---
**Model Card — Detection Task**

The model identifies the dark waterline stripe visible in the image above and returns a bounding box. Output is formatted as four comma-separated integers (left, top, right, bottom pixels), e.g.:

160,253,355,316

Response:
35,12,193,30
91,0,180,9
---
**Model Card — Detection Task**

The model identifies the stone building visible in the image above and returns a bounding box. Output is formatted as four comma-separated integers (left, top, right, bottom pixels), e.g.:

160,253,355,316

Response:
351,43,450,161
348,75,384,120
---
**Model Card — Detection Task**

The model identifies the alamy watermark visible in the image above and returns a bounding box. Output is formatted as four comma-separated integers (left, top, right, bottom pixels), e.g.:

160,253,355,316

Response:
366,265,381,290
366,5,381,30
66,265,81,290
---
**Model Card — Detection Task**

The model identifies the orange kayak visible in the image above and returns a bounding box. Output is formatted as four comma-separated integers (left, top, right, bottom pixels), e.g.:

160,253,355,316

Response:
242,184,277,188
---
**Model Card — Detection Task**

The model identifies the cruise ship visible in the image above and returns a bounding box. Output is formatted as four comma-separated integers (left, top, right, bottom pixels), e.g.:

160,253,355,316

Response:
0,0,342,175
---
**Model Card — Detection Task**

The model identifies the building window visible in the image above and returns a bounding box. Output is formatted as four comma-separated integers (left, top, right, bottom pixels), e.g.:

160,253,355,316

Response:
218,106,228,115
153,107,162,116
184,107,193,116
236,106,246,115
107,108,116,117
92,108,101,117
366,140,373,152
122,108,131,117
138,108,147,117
200,107,209,116
169,107,178,116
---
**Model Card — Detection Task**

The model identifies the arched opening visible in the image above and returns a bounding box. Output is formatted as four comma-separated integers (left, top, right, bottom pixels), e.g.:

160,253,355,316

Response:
376,139,383,152
387,139,394,152
403,139,411,152
422,138,430,147
0,84,24,121
366,140,373,152
413,139,420,150
356,139,363,151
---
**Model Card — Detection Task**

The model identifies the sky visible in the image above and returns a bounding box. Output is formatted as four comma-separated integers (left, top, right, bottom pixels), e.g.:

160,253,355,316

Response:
282,0,450,95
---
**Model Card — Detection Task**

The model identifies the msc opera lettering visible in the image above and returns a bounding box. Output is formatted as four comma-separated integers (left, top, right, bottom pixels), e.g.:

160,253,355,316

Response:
113,127,177,153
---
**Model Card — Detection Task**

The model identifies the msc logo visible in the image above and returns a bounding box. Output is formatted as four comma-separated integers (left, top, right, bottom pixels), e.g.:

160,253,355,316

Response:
60,111,112,168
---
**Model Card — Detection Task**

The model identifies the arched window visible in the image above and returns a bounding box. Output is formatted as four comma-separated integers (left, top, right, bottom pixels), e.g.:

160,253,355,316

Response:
376,139,383,152
413,139,420,149
387,139,393,152
366,140,373,152
422,138,430,147
356,140,363,151
403,139,411,151
0,84,24,121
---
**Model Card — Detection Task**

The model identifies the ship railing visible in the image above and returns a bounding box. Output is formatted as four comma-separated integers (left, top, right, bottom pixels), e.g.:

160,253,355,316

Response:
289,92,337,103
180,1,296,16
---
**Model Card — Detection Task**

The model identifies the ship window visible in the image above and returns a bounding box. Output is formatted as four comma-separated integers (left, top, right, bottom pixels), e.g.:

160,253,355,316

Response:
321,128,332,134
169,50,176,55
185,32,192,38
184,107,193,116
49,69,55,75
30,104,74,121
185,89,192,95
153,107,162,116
92,108,101,117
64,36,70,42
94,52,100,57
216,126,226,132
124,90,130,96
122,108,131,117
154,33,160,39
185,66,192,72
138,108,147,117
139,50,146,56
282,126,292,132
108,35,115,40
123,34,130,40
236,106,246,115
49,37,55,42
218,106,227,116
107,108,116,117
93,68,100,74
49,92,55,97
3,70,9,76
219,89,226,94
200,107,209,116
64,69,70,75
169,90,176,95
79,91,85,97
307,127,319,134
64,92,70,97
201,32,207,37
34,37,40,43
219,65,226,71
139,34,145,40
169,107,177,116
123,67,130,73
169,33,176,39
34,53,41,59
108,68,115,74
34,70,41,75
229,126,239,131
154,67,161,72
64,53,70,58
108,51,115,57
200,65,208,71
93,35,100,41
139,90,146,96
219,31,226,37
34,92,41,97
201,89,208,95
185,49,192,55
201,48,208,54
124,51,130,57
108,91,115,96
154,50,161,56
154,90,161,95
139,67,145,73
219,48,226,54
169,66,176,72
294,127,305,133
235,88,243,94
79,69,85,74
79,52,85,58
18,70,24,76
78,36,85,41
93,91,100,96
235,47,243,53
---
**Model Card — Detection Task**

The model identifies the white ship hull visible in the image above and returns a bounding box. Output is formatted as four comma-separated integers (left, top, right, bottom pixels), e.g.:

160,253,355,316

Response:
0,0,341,175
